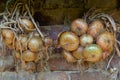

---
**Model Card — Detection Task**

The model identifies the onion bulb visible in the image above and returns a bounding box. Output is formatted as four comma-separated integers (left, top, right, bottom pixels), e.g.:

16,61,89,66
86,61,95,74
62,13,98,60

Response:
2,29,14,45
15,34,28,51
88,19,104,38
79,34,93,46
44,37,53,47
62,50,76,63
7,44,14,50
72,46,83,60
83,44,102,62
57,31,79,51
96,31,115,51
28,36,43,52
71,19,88,36
12,50,20,60
20,18,35,31
22,50,36,62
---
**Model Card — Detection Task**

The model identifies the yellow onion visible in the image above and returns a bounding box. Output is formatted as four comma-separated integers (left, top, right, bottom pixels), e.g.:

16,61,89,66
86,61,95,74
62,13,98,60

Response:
96,31,115,51
72,46,83,60
71,19,88,36
12,50,20,60
88,19,104,38
22,50,36,62
57,31,79,51
44,37,53,47
29,32,39,37
15,39,24,51
28,36,43,52
7,44,14,50
2,29,14,45
79,34,93,46
20,18,35,31
19,34,28,49
62,50,76,63
83,44,102,62
15,34,28,51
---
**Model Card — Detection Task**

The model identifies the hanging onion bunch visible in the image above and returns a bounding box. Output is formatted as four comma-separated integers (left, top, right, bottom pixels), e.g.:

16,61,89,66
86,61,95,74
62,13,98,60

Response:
0,3,54,72
57,15,117,63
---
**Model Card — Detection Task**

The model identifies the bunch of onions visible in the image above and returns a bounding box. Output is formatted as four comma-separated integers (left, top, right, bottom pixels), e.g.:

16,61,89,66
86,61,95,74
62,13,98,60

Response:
57,18,115,63
19,18,35,32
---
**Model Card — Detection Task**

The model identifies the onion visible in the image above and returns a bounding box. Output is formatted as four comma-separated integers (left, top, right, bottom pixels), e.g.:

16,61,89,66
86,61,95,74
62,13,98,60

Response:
57,31,79,51
72,46,83,60
20,18,35,31
83,44,102,62
15,34,28,51
79,34,93,46
71,19,88,36
2,29,14,45
22,50,36,62
62,50,76,63
44,37,53,47
88,19,104,38
7,44,14,50
19,34,28,49
12,50,20,60
96,31,115,51
28,36,43,52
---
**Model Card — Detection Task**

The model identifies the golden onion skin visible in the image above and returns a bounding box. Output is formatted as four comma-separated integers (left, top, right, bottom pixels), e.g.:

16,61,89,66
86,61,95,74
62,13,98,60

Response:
71,19,88,36
44,37,53,47
79,34,93,46
12,50,20,60
28,36,43,52
96,31,115,51
15,34,28,51
2,29,14,45
72,46,83,60
88,20,104,38
20,18,35,31
62,50,76,63
83,44,102,62
22,50,36,62
58,31,79,51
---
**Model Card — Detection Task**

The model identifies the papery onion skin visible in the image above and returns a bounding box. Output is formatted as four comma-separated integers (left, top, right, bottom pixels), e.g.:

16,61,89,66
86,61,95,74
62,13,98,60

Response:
62,50,76,63
79,34,93,46
28,36,43,52
22,50,36,62
96,31,115,51
44,37,53,47
72,46,83,60
58,31,79,51
2,29,14,45
88,19,104,38
83,44,102,62
71,19,88,36
20,18,35,31
12,50,20,60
